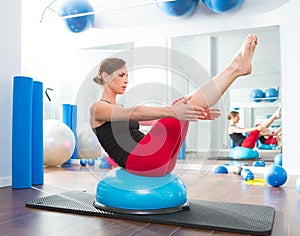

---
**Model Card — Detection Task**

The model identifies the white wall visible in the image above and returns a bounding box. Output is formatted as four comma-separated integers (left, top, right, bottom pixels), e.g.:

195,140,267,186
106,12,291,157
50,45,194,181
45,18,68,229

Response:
1,0,296,188
0,0,21,187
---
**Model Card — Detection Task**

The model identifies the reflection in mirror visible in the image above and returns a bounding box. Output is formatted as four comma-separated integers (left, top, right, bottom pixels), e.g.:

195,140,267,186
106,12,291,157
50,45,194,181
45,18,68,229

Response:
171,26,281,157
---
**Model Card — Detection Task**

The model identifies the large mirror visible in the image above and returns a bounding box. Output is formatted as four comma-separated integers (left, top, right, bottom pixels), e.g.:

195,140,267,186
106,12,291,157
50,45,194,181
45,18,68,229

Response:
171,25,281,157
76,25,281,160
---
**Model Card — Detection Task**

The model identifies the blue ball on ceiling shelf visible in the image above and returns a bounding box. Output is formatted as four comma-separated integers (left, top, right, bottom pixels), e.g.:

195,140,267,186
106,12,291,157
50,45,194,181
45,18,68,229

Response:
202,0,244,13
157,0,200,17
57,0,95,33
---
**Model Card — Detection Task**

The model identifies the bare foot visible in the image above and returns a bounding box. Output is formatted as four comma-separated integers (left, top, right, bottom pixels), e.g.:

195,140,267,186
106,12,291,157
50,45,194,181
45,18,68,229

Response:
274,106,281,119
230,34,258,77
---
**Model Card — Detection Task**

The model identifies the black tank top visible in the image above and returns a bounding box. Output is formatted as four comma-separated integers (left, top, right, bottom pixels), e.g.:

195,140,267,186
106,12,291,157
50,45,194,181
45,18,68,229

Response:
93,120,145,167
229,133,246,146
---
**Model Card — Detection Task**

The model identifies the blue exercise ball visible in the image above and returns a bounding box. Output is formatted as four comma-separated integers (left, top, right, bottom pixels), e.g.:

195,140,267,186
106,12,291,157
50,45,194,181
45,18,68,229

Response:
94,168,188,214
202,0,244,13
274,153,282,166
264,164,287,187
252,161,265,167
250,88,265,102
87,158,95,166
57,0,94,33
265,87,279,102
80,158,87,166
157,0,199,17
228,146,259,159
296,177,300,194
214,165,228,174
242,170,254,181
241,168,250,177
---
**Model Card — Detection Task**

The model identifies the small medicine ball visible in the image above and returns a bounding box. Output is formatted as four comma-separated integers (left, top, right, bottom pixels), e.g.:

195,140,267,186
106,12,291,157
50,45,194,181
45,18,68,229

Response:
265,87,279,102
157,0,199,17
250,88,265,102
202,0,244,13
57,0,95,33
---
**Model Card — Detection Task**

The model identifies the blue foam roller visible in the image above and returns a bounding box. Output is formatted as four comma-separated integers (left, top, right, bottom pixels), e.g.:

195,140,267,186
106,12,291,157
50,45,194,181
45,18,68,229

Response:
62,104,72,164
32,81,44,185
95,168,187,211
178,139,186,160
228,146,259,159
12,76,33,189
62,104,72,127
71,105,78,159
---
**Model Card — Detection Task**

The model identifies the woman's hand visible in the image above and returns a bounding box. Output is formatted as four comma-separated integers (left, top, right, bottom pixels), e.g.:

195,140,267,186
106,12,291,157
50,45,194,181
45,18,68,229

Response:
199,108,221,120
170,96,221,121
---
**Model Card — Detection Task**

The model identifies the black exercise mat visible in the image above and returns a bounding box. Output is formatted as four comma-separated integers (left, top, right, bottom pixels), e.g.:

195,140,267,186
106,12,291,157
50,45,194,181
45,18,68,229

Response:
25,191,275,235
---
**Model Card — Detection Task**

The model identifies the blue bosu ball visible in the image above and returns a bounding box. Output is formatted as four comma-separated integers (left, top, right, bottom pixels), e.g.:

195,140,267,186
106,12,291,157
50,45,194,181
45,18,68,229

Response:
94,168,189,214
258,144,276,150
157,0,199,17
229,146,259,159
202,0,244,13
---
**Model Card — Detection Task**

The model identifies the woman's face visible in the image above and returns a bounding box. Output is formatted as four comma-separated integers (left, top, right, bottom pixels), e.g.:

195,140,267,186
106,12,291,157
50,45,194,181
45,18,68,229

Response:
105,65,128,94
233,114,240,123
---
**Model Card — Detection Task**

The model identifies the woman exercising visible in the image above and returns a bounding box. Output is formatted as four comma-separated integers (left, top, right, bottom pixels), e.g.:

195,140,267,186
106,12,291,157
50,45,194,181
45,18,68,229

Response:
227,107,281,148
90,34,258,176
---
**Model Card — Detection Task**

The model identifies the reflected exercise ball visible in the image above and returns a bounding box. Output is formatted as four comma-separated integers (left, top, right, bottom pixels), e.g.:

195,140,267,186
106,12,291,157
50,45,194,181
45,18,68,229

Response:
265,87,279,102
274,153,282,166
57,0,95,33
44,119,76,166
202,0,244,13
157,0,199,17
250,88,265,102
228,146,259,159
77,123,101,159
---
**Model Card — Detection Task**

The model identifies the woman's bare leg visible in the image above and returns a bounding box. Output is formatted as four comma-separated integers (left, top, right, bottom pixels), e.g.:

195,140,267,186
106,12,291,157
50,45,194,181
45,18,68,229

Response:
188,34,258,108
260,107,281,128
273,126,282,136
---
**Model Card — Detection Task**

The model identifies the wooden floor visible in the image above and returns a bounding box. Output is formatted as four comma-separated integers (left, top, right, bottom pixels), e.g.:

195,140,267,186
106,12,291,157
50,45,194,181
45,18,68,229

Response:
1,157,299,236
